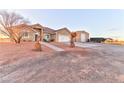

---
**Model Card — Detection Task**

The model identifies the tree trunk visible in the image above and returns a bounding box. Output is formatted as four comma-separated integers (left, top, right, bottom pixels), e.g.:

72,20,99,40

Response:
17,39,21,43
70,38,75,48
39,30,42,41
70,32,77,48
12,38,18,43
14,38,21,44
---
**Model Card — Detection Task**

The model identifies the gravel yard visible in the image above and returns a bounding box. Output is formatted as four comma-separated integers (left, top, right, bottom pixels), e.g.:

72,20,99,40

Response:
0,42,124,83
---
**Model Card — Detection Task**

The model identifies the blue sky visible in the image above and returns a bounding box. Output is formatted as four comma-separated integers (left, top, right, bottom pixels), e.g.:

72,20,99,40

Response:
15,9,124,38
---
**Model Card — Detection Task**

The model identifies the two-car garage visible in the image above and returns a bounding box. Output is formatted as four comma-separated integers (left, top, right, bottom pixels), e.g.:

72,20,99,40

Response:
56,28,89,42
58,34,70,42
56,28,71,42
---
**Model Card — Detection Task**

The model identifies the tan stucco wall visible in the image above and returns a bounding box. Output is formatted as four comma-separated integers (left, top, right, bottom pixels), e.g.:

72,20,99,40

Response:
22,32,35,41
75,32,81,42
21,30,89,42
75,31,89,42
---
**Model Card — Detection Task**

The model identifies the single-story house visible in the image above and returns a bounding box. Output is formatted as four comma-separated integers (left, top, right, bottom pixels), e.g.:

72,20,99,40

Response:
90,37,106,43
90,37,113,43
22,24,71,42
2,23,89,43
22,24,90,42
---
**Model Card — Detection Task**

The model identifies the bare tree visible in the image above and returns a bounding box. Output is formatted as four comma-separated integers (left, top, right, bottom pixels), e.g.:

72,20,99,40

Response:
0,11,29,43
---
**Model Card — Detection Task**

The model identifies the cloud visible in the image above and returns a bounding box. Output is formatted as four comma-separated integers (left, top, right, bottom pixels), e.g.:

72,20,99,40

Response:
108,28,119,31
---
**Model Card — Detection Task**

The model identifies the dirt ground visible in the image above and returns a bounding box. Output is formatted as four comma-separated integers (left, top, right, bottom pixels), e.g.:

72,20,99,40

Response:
0,42,53,65
0,42,124,83
50,42,86,51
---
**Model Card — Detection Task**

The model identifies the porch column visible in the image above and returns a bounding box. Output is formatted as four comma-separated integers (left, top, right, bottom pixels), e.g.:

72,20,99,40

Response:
40,28,44,41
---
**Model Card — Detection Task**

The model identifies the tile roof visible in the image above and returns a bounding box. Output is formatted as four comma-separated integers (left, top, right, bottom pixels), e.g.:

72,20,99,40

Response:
43,27,55,34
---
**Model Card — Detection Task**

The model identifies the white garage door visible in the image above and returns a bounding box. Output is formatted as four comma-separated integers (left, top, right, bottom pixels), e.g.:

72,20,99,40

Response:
58,35,70,42
81,33,86,42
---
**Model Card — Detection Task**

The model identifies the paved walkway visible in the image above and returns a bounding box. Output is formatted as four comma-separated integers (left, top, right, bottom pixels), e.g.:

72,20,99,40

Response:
41,42,64,51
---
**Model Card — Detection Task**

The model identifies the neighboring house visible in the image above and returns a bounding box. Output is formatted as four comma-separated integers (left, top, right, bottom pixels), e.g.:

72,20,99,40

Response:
75,31,89,42
0,37,11,42
90,37,106,43
0,34,10,42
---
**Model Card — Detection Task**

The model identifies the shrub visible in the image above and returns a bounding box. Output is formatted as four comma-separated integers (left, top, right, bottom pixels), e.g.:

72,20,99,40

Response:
34,42,42,51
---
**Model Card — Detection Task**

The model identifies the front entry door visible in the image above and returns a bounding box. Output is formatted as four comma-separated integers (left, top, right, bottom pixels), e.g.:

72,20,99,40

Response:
35,34,38,41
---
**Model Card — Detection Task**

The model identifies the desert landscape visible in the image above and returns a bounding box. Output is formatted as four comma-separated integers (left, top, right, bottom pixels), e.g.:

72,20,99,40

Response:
0,42,124,83
0,10,124,83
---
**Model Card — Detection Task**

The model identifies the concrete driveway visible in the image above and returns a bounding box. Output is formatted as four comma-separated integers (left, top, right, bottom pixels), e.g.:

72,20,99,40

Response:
74,42,102,48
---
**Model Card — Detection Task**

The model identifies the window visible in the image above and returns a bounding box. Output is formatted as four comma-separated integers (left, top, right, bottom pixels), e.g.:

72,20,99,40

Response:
46,35,49,38
24,32,28,37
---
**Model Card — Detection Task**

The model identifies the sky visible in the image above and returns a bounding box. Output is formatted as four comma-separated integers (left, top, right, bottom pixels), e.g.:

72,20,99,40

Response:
1,9,124,39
